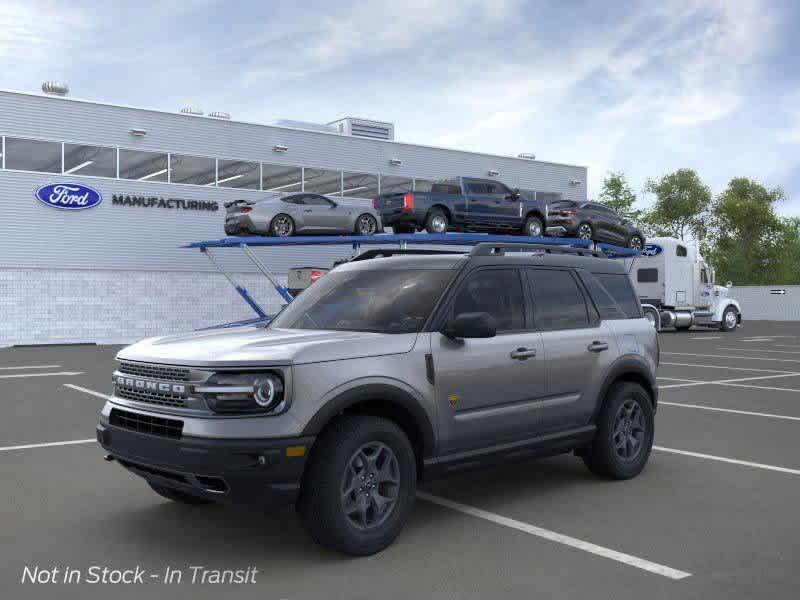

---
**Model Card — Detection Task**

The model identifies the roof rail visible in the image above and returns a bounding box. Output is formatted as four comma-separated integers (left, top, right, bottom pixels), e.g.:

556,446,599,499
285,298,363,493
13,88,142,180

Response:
469,242,605,258
350,248,466,262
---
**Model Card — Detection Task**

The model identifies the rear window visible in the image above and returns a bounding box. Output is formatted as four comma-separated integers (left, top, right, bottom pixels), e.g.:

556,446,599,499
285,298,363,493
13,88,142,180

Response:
527,269,589,330
594,273,642,318
430,183,461,195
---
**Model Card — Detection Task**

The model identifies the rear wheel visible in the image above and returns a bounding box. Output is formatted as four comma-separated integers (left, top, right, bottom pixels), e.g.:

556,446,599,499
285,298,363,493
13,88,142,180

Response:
270,214,295,237
522,215,544,237
355,214,379,236
148,482,212,505
720,306,739,332
424,209,449,234
582,382,654,479
627,234,644,250
297,415,417,556
576,222,593,240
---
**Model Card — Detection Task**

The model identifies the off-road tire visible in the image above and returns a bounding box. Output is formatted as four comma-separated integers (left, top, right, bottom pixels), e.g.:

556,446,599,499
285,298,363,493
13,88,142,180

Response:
582,382,654,480
297,415,417,556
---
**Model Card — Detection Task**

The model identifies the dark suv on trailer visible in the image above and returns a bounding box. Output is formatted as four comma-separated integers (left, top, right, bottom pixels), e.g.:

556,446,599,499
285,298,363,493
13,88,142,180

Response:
548,200,645,249
97,242,658,556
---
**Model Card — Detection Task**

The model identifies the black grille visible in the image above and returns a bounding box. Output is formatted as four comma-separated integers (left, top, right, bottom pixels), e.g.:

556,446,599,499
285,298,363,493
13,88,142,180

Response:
109,408,183,439
118,361,190,382
116,387,187,408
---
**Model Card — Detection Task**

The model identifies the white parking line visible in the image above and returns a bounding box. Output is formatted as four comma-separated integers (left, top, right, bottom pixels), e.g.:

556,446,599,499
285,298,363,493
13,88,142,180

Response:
660,362,795,374
417,492,691,580
657,377,699,382
660,401,800,422
689,336,721,340
774,344,800,349
63,384,111,400
717,347,800,355
662,352,800,364
0,439,95,453
717,382,800,393
659,372,800,389
0,364,61,370
0,371,84,379
654,446,800,476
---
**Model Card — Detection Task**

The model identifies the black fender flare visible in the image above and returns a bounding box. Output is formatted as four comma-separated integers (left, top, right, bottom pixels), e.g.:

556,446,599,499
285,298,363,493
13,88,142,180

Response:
592,356,658,420
301,384,436,457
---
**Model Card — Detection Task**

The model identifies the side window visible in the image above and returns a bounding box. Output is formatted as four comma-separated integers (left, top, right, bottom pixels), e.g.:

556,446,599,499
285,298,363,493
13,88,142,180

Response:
527,269,589,330
578,272,626,320
451,269,524,332
483,182,498,194
305,195,332,206
466,182,487,194
594,273,642,318
676,245,688,257
637,268,658,283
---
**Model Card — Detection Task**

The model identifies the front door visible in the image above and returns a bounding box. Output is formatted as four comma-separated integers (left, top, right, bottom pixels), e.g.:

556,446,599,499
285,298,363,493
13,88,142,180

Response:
302,195,343,231
484,181,521,229
525,267,617,433
431,267,546,454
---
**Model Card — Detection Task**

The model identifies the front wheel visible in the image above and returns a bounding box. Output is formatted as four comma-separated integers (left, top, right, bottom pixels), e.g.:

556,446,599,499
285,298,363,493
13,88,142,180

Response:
297,416,417,556
355,214,379,235
582,382,654,479
522,215,544,237
720,306,739,332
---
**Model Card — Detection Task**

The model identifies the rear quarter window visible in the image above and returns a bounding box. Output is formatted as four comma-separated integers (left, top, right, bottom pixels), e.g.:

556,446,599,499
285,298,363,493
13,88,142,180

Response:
594,273,642,318
430,184,461,195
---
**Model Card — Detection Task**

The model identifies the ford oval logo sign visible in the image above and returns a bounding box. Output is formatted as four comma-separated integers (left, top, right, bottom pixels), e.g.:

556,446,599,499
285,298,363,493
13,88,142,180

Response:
642,244,663,257
35,183,103,210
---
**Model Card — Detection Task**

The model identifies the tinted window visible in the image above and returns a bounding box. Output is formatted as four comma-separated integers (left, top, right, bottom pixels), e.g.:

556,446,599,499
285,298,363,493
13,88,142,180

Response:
451,269,524,332
282,195,305,205
218,159,259,189
527,269,589,330
64,143,117,177
466,182,488,194
5,137,62,173
637,268,659,283
578,272,625,320
262,163,302,193
304,195,333,206
270,269,453,334
170,154,216,186
595,273,641,318
304,168,342,196
430,183,461,194
119,149,168,181
676,245,688,257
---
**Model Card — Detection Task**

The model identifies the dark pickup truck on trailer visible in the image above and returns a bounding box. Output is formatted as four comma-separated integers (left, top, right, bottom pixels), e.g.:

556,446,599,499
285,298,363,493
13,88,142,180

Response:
373,177,554,237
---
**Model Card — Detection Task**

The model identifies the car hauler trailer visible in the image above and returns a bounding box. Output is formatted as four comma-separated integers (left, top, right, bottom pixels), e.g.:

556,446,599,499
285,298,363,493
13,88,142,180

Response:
629,237,741,332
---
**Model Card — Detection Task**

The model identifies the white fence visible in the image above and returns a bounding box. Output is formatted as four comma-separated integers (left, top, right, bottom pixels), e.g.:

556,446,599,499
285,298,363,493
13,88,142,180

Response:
728,285,800,321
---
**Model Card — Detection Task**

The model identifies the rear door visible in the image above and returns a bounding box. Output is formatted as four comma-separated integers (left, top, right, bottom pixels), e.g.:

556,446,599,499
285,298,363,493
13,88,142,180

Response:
525,268,617,434
463,179,492,227
431,267,546,454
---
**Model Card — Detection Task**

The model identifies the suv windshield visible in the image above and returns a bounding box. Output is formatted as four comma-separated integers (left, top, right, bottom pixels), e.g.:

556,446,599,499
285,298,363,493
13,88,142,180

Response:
270,268,454,333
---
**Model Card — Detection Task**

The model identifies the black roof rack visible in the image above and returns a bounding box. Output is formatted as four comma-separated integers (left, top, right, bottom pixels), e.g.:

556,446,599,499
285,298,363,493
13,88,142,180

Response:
349,248,466,262
469,242,605,258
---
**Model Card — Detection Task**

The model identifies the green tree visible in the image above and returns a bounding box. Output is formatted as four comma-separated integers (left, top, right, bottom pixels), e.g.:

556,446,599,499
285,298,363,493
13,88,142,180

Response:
598,171,639,220
706,178,787,285
642,169,711,240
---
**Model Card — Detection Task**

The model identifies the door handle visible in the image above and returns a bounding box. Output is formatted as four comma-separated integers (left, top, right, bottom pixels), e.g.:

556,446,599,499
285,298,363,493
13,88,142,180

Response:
510,347,537,360
303,209,313,213
587,341,609,352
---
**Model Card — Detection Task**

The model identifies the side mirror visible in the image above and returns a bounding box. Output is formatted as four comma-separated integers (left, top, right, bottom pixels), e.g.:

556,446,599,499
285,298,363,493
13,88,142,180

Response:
329,201,338,208
726,281,733,289
507,188,521,200
443,312,497,339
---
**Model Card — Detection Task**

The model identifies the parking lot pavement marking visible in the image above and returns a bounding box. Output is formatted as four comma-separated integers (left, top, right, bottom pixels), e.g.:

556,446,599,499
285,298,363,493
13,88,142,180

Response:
657,377,701,382
654,446,800,476
0,371,84,379
717,382,800,393
774,344,800,349
416,492,691,580
660,362,795,374
63,383,111,400
0,364,61,370
717,347,800,355
660,401,800,422
689,336,721,340
0,439,95,453
659,372,800,389
662,352,800,364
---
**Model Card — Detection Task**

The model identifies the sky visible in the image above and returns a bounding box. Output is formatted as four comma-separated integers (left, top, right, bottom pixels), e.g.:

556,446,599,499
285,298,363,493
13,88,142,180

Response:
2,0,800,214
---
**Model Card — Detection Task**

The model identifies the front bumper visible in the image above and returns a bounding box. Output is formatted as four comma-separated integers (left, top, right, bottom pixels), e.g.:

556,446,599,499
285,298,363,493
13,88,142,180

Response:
97,417,314,509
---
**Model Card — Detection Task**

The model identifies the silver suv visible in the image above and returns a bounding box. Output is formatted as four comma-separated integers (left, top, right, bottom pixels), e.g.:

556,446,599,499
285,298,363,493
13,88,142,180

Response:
97,242,659,555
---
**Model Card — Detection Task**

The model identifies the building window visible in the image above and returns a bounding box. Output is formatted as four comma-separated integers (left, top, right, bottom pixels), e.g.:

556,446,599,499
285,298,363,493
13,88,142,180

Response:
119,149,168,182
380,176,413,195
63,143,117,177
304,167,342,195
217,159,260,189
4,137,61,173
262,163,303,192
342,171,379,198
170,154,216,186
413,178,435,192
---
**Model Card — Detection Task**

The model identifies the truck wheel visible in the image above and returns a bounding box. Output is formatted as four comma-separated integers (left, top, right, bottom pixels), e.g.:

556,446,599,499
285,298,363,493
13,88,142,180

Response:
148,482,212,505
582,382,654,480
642,305,660,331
270,214,295,237
424,209,449,234
297,415,417,556
577,222,594,240
720,306,739,332
522,215,544,237
627,234,644,250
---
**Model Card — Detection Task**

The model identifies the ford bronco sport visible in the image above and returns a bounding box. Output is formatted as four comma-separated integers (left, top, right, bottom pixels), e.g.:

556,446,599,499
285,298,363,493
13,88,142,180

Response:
97,242,658,555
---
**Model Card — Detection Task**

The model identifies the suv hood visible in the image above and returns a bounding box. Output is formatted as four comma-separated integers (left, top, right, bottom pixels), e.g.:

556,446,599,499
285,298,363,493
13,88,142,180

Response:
116,326,417,367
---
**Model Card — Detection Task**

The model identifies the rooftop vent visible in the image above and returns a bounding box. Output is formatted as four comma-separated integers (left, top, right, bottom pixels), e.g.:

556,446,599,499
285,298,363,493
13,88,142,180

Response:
208,111,231,120
180,106,204,116
42,81,69,96
329,117,395,141
518,152,536,160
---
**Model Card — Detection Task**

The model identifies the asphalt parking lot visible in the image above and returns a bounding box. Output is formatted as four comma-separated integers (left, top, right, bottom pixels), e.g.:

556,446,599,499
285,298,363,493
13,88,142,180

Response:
2,322,800,599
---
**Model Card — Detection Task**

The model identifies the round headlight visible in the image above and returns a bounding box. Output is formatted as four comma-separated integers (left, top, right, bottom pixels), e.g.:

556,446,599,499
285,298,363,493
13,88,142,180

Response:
253,375,283,410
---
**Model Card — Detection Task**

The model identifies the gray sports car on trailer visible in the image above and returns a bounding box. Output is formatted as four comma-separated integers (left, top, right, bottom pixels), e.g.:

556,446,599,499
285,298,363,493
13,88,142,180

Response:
225,193,383,237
